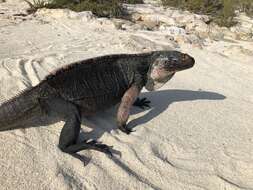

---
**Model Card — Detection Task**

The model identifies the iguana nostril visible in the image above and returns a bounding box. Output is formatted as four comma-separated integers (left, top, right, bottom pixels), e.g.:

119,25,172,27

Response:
191,57,195,65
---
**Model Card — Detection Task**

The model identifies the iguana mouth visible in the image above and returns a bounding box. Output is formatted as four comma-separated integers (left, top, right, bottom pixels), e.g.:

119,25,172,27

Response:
179,55,195,71
176,62,195,71
172,56,195,72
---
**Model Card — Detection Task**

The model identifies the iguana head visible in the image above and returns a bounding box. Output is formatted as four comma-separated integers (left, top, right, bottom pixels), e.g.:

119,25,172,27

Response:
145,51,195,91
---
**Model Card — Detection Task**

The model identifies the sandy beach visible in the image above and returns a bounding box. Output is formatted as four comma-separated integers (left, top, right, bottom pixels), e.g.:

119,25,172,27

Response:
0,1,253,189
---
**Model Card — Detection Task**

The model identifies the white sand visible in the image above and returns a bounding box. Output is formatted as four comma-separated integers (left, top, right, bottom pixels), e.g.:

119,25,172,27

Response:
0,1,253,190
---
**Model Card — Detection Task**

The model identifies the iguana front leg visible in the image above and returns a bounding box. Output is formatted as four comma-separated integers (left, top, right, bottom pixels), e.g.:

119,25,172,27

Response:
117,85,140,134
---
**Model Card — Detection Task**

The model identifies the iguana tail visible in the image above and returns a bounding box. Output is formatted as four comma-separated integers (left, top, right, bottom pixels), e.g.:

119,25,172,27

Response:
0,85,42,131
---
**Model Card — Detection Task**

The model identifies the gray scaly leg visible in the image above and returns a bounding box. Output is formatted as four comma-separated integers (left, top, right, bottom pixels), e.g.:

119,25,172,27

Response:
117,85,140,134
39,97,113,160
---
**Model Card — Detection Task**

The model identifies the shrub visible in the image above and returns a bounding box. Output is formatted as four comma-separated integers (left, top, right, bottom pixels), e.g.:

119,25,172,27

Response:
25,0,144,17
215,0,237,27
161,0,223,14
161,0,253,27
235,0,253,16
24,0,49,13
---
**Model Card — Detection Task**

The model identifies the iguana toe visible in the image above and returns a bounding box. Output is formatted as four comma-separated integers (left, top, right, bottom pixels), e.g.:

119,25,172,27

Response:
118,125,135,135
133,97,151,109
92,142,114,157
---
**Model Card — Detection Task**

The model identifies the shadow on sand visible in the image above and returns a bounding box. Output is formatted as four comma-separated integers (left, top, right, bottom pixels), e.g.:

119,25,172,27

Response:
0,89,226,164
128,89,226,129
79,89,226,141
78,89,226,165
0,89,226,137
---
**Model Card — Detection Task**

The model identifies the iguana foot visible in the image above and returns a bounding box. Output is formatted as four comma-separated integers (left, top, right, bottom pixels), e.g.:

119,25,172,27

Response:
71,153,91,166
87,140,114,157
60,141,113,157
133,97,151,109
118,124,135,135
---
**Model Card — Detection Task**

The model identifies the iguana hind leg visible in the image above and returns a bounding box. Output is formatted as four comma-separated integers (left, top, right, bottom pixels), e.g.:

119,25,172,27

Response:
39,97,113,158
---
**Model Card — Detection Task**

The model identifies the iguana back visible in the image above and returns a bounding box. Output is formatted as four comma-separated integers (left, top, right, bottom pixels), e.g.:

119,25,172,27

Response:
0,53,150,130
45,53,149,114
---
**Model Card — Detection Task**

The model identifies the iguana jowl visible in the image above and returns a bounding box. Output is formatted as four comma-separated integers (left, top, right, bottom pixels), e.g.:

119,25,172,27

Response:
0,51,195,159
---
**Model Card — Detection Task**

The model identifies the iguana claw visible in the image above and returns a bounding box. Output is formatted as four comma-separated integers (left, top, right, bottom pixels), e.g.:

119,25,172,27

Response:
118,124,135,135
133,97,151,109
88,141,114,157
78,139,114,157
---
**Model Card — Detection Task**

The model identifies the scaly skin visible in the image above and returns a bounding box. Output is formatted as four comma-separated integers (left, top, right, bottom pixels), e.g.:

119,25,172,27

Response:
0,51,195,163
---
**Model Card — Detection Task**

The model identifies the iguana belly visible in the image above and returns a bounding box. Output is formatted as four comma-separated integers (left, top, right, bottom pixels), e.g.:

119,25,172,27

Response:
74,92,124,115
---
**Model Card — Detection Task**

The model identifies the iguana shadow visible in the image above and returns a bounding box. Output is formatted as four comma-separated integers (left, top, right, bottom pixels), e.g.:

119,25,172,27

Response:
80,89,226,141
1,89,225,159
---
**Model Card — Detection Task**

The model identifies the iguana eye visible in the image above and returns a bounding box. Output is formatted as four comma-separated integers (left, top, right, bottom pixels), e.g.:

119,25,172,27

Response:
172,59,178,63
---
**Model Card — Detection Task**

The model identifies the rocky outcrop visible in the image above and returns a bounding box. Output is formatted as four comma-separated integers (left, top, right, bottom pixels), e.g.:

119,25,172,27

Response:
117,3,253,48
231,13,253,41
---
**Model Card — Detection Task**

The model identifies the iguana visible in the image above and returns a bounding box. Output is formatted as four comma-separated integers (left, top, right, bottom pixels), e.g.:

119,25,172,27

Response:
0,51,194,159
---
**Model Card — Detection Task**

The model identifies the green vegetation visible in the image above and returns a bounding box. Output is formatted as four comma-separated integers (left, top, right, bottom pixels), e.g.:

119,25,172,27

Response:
25,0,144,17
24,0,252,26
161,0,253,27
24,0,49,11
236,0,253,16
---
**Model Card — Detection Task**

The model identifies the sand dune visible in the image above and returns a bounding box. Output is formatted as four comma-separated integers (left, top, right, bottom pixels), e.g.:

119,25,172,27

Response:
0,1,253,190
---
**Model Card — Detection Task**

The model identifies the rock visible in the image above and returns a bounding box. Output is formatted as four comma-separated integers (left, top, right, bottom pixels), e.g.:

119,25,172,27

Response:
121,3,252,44
111,18,132,30
111,18,145,31
196,15,210,23
123,4,156,14
174,14,196,26
230,27,252,41
221,28,237,40
95,18,116,29
143,0,162,5
127,23,146,31
131,13,177,31
185,20,209,38
73,11,94,22
174,35,190,44
136,19,159,30
164,35,175,41
170,9,184,19
35,9,95,22
35,8,76,19
208,23,225,41
230,26,253,41
223,45,253,57
173,34,204,48
147,14,175,26
187,34,204,46
230,13,253,41
123,35,172,52
158,25,186,35
160,16,176,26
